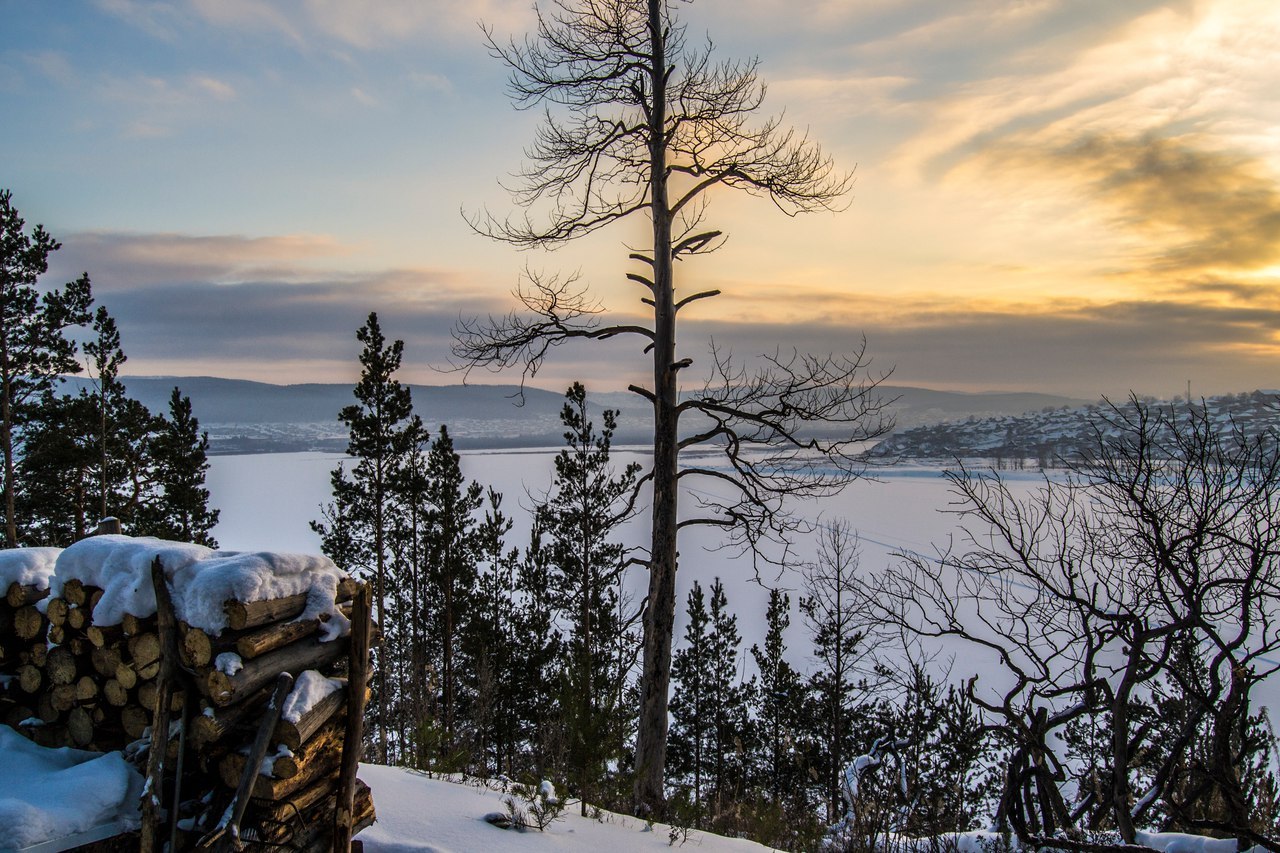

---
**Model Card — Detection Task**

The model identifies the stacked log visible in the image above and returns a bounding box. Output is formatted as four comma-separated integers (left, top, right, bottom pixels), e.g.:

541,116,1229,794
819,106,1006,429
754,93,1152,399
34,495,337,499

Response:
1,579,52,733
174,582,377,851
0,574,192,750
0,540,377,852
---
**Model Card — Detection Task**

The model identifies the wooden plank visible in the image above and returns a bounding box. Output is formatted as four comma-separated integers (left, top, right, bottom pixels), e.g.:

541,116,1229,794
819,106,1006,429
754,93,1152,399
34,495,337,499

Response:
334,582,372,852
199,672,293,851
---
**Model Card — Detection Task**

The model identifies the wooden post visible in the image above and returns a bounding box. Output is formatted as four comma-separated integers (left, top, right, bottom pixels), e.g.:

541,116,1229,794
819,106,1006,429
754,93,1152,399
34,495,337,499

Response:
333,582,372,851
141,556,178,853
92,517,123,536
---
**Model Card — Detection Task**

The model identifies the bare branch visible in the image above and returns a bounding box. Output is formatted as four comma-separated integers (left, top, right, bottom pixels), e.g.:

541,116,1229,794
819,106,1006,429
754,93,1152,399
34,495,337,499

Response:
449,268,653,388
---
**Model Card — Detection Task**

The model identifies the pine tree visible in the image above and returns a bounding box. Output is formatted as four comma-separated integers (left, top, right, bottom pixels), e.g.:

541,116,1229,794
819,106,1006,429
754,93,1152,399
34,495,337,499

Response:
669,578,751,825
869,664,997,836
138,387,219,545
312,311,423,762
19,304,156,540
801,519,870,821
466,487,521,775
705,578,751,818
669,580,713,820
16,392,98,544
84,305,126,523
0,190,93,546
386,431,434,768
751,589,806,809
541,382,641,812
422,424,483,765
511,515,565,780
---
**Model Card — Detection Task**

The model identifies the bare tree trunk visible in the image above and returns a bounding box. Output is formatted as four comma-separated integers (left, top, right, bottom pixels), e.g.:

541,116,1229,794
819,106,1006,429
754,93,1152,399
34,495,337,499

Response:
1110,650,1142,844
1212,673,1252,849
633,0,676,815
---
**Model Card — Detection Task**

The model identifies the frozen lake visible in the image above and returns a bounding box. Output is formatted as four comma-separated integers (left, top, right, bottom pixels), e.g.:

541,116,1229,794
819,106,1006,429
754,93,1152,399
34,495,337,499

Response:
205,449,1280,709
205,449,1043,670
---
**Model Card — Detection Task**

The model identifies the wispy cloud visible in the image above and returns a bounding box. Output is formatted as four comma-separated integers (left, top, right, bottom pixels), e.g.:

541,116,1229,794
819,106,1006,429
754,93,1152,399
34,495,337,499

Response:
97,72,239,107
1044,134,1280,275
891,1,1280,179
166,0,531,51
43,230,508,383
92,0,185,42
51,232,360,288
23,50,78,86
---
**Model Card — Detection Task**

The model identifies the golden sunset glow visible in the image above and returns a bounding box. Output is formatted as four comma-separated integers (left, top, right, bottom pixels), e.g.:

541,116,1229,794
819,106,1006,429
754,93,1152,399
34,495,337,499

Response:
2,0,1278,396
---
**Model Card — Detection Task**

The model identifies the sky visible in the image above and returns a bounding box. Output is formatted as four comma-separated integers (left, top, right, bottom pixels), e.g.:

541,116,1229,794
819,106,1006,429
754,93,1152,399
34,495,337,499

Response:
2,0,1279,399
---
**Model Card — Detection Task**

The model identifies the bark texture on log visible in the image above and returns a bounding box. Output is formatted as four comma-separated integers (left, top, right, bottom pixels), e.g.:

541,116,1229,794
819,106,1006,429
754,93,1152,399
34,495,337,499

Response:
202,635,349,708
274,682,346,752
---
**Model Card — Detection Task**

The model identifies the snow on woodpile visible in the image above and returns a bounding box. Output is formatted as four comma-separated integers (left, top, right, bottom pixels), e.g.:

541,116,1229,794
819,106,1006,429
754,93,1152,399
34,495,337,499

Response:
281,669,344,724
0,546,60,592
49,534,350,634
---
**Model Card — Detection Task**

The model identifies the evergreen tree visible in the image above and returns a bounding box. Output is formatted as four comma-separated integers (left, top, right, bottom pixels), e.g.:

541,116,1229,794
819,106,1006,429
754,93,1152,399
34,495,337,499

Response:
667,577,751,826
669,580,713,819
0,190,93,546
386,429,434,768
750,589,807,810
541,382,641,812
705,578,751,818
801,519,870,821
868,664,997,836
466,487,521,775
312,312,422,762
138,387,219,546
19,304,156,540
422,424,483,765
16,392,98,544
511,514,564,780
84,305,127,523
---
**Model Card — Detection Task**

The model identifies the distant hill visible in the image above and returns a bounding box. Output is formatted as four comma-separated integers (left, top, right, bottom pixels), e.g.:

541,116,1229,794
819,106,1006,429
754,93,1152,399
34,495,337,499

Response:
870,391,1280,465
63,376,1087,454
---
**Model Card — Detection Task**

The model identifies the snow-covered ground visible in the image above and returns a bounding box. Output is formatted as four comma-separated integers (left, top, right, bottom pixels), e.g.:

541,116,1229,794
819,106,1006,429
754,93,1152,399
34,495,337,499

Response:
356,764,773,852
0,726,144,850
0,725,769,853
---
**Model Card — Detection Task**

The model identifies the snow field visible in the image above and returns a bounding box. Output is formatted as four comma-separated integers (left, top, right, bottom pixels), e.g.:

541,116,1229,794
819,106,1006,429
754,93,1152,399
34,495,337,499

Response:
355,764,775,852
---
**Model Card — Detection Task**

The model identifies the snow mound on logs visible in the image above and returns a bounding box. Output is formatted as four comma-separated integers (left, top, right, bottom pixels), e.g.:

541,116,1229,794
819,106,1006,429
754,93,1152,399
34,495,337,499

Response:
0,546,61,591
46,535,349,634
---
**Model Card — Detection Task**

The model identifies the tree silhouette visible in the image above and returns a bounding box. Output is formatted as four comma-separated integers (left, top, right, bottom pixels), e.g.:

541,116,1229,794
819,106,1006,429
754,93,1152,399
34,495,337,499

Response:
0,189,92,545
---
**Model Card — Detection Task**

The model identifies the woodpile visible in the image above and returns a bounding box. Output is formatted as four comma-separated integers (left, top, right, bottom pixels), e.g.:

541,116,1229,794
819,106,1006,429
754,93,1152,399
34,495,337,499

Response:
0,538,378,852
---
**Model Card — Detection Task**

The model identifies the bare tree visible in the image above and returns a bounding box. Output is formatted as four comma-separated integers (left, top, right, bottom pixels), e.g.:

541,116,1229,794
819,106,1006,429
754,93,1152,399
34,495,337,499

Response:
455,0,891,813
859,397,1280,848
